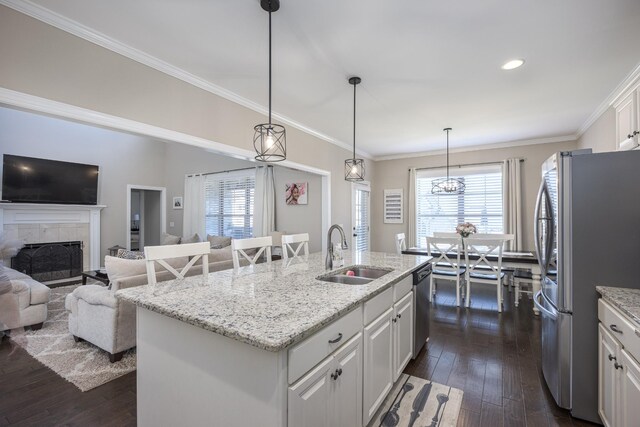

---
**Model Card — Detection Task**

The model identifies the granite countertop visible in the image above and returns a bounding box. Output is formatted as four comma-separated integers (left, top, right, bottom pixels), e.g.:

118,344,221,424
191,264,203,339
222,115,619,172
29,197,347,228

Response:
116,251,431,352
596,286,640,327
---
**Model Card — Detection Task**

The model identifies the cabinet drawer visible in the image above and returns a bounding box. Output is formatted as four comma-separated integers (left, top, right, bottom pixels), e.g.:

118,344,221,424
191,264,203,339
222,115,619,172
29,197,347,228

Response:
288,307,363,384
364,287,393,325
599,299,640,361
393,275,413,302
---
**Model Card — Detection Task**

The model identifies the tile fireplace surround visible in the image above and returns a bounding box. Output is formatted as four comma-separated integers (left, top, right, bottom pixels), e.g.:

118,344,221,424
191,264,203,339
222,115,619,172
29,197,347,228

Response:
0,203,106,270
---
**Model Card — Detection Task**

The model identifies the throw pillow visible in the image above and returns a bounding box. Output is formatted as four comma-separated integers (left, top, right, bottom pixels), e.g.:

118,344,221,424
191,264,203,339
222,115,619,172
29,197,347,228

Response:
181,233,202,244
161,232,181,245
207,235,232,249
116,249,145,260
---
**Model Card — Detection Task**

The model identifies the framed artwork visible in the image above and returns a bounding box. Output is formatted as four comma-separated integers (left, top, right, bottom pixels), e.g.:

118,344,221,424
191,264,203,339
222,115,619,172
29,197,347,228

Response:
285,182,308,205
173,196,183,209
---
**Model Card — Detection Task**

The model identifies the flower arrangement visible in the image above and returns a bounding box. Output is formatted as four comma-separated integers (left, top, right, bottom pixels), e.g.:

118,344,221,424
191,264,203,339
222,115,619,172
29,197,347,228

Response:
456,222,477,238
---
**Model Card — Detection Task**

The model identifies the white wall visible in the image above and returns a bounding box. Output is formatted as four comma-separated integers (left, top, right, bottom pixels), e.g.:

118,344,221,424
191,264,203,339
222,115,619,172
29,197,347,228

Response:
370,139,579,253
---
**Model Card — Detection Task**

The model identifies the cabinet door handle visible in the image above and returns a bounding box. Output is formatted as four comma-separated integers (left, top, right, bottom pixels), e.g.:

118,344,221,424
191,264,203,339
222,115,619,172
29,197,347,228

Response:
614,362,623,370
330,372,338,380
628,134,634,139
609,354,617,361
337,368,343,376
397,313,402,319
634,130,639,136
392,318,397,323
610,324,623,334
328,333,343,344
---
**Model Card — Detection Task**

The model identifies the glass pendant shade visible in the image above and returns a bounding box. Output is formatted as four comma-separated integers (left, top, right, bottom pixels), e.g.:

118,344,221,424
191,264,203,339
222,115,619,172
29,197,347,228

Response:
254,0,286,162
345,158,365,181
254,123,286,162
432,127,465,194
345,76,365,182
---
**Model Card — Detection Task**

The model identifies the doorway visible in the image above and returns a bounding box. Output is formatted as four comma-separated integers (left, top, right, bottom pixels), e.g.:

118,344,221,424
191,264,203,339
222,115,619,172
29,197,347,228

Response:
126,185,167,251
351,182,371,251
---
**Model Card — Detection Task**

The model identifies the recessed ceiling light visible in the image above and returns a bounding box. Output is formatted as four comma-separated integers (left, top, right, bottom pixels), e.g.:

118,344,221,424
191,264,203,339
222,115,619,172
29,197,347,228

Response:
502,59,525,70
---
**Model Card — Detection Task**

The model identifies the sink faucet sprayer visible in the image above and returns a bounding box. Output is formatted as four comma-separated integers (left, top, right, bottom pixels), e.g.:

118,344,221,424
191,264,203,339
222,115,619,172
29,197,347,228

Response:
326,224,349,269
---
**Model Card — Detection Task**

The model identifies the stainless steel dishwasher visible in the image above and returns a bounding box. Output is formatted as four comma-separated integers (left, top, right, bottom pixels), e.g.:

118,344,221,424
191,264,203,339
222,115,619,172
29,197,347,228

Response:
412,263,431,358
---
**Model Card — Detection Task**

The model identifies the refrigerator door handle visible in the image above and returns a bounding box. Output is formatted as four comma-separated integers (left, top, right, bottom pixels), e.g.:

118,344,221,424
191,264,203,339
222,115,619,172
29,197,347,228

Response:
534,291,557,319
534,181,548,271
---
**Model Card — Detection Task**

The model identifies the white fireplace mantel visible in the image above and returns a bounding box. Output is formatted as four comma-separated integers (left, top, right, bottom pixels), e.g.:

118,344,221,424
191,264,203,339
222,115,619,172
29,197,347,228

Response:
0,203,106,270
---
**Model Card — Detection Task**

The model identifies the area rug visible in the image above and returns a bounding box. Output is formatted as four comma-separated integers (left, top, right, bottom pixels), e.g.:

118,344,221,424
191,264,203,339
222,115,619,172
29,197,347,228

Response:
9,284,136,392
369,374,463,427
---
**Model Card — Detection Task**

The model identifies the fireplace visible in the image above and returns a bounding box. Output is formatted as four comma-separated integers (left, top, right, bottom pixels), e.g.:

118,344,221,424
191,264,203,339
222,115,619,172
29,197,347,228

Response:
11,241,83,282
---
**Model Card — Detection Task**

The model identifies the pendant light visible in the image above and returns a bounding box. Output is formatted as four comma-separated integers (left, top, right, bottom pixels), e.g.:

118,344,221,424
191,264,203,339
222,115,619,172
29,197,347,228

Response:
254,0,286,162
432,127,465,194
344,76,365,181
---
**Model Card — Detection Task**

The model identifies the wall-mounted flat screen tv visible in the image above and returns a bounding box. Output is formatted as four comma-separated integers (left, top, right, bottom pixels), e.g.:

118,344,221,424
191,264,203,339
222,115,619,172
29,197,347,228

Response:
2,155,99,205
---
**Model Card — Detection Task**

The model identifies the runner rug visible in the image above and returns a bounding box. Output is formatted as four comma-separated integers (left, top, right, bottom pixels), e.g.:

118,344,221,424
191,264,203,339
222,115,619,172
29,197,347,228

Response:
369,374,463,427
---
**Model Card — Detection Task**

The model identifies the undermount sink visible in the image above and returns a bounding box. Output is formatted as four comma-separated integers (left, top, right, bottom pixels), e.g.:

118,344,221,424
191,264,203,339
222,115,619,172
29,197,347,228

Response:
318,275,373,285
316,265,393,285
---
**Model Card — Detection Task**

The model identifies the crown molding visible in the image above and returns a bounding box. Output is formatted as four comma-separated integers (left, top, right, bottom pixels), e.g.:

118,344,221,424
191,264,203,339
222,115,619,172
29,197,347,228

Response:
373,134,577,161
0,0,372,160
577,61,640,138
0,87,332,177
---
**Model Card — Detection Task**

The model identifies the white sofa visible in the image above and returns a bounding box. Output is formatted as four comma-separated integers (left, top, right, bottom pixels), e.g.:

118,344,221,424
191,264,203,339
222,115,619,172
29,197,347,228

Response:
65,246,240,362
0,266,51,332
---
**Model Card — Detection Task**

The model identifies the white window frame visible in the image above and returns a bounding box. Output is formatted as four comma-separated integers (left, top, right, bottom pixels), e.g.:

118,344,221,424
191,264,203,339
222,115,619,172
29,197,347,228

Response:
204,169,255,239
415,164,503,244
351,181,371,252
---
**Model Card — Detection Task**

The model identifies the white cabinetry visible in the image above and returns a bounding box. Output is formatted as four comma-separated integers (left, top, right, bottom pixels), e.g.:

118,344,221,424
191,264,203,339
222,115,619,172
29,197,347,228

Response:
619,349,640,427
363,308,394,424
393,291,414,381
614,83,640,151
363,275,414,424
599,324,620,427
288,333,363,427
598,298,640,427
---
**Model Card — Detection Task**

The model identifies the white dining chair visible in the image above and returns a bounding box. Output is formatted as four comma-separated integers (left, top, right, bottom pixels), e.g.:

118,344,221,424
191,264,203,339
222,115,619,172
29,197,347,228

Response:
282,233,309,261
231,236,273,270
426,236,466,306
395,233,407,255
513,268,541,311
463,237,506,312
144,242,210,286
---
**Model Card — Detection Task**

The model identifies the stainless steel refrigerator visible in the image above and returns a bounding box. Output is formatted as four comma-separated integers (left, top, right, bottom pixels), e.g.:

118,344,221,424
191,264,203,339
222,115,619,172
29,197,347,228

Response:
533,149,640,423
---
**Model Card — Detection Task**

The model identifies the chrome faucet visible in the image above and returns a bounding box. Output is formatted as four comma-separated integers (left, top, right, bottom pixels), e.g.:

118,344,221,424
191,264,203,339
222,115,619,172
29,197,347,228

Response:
326,224,349,269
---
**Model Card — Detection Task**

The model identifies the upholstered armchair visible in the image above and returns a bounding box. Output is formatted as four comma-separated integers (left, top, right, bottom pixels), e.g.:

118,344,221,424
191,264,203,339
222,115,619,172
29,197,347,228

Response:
0,267,50,332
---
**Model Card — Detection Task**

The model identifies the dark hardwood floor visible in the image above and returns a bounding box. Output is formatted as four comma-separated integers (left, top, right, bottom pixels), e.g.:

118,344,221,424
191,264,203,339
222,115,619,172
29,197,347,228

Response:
406,281,599,427
0,281,599,426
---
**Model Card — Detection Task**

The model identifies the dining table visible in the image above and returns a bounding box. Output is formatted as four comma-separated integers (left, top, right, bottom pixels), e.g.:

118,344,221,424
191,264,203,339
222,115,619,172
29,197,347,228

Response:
402,247,541,315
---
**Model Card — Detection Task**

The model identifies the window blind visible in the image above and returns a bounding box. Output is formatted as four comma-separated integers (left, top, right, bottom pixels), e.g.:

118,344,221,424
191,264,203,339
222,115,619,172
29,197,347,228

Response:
204,170,255,239
415,164,503,244
354,187,370,251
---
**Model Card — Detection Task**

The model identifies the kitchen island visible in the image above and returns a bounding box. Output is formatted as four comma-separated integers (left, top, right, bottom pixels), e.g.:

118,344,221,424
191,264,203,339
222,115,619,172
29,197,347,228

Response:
117,251,430,427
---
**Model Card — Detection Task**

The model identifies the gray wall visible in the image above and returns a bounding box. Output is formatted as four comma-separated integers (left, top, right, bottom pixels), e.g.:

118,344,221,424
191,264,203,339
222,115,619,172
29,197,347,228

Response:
371,139,579,253
0,106,167,260
577,107,617,153
0,6,376,239
0,106,325,259
142,190,161,246
274,167,323,253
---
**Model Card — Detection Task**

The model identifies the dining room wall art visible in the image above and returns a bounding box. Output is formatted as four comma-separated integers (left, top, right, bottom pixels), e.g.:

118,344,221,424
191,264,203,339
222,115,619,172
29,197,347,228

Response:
285,182,307,205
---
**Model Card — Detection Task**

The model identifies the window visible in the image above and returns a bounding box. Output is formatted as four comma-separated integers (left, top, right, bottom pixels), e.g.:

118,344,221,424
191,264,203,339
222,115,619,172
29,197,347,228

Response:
205,170,255,239
415,164,503,244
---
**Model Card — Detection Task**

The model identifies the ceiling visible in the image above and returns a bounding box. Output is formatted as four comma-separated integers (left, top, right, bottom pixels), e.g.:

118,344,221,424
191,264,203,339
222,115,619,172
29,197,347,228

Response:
16,0,640,157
